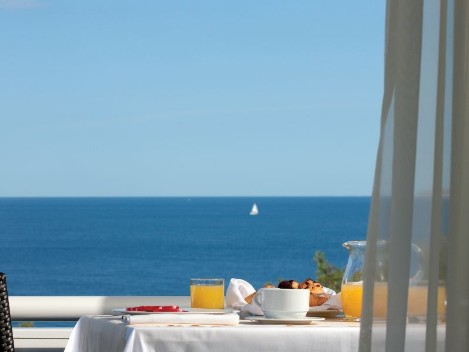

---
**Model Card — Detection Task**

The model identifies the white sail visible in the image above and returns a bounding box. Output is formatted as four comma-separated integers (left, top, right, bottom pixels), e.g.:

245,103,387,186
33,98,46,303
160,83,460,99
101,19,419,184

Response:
249,203,259,216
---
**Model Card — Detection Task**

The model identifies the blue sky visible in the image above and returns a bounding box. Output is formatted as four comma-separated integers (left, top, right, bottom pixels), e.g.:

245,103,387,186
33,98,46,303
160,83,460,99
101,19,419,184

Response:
0,0,385,197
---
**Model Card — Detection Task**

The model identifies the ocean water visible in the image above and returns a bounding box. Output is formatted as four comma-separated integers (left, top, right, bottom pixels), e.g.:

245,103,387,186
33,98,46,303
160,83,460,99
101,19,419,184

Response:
0,197,369,296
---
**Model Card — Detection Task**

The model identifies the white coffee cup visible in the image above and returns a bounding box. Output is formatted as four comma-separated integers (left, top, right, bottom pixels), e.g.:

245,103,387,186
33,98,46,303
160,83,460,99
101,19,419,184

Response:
252,288,310,319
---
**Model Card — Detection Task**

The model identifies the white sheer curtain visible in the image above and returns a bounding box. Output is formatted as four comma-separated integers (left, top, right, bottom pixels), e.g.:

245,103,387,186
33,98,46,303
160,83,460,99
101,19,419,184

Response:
359,0,469,351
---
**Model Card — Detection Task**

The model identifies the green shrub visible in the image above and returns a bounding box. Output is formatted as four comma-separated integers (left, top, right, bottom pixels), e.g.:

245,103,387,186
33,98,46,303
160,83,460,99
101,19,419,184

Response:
313,251,344,293
19,321,34,327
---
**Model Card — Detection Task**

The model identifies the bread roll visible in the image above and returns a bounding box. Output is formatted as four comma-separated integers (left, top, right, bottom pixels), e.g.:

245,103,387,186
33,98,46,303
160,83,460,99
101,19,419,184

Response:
244,292,255,304
299,278,330,306
309,293,330,306
278,280,299,289
244,283,275,304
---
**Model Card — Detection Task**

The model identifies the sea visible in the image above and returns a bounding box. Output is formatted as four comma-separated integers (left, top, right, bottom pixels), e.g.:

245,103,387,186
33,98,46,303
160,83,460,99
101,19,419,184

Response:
0,197,369,297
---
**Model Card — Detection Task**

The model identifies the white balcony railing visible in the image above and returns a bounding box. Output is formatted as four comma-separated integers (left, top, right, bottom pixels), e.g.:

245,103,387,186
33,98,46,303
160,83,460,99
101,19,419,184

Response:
10,296,191,351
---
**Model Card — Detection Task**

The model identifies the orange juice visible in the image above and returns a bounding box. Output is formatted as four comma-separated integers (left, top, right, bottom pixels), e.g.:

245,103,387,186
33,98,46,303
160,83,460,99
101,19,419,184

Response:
373,282,388,318
190,283,224,309
373,283,446,320
408,285,446,318
341,282,363,319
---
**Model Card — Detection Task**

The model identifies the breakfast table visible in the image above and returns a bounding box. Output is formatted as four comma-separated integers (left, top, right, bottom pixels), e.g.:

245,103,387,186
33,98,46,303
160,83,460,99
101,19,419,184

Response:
64,314,360,352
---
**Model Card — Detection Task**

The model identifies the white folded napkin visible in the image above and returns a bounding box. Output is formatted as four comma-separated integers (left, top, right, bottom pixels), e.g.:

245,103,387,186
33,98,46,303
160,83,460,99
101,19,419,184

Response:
122,313,239,326
240,300,264,316
225,278,256,309
225,278,264,315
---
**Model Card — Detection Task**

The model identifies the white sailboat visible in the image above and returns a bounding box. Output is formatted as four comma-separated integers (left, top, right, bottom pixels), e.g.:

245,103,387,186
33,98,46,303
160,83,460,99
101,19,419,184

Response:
249,203,259,216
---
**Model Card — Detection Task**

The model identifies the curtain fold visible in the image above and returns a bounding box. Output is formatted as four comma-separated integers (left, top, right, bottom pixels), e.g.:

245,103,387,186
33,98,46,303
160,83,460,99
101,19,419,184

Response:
445,0,469,350
359,0,468,351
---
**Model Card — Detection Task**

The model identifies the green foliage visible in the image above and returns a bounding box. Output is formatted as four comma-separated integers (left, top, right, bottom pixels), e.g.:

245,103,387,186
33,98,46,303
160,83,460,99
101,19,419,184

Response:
19,321,34,327
313,251,344,293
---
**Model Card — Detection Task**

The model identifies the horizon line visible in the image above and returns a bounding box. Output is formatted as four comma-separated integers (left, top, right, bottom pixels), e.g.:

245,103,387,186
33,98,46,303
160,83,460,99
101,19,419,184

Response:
0,195,372,198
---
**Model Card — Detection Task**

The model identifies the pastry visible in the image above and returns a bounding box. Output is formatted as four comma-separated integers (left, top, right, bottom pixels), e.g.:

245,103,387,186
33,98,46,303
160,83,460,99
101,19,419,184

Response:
299,278,325,294
244,283,275,304
283,277,330,307
309,292,330,306
277,280,299,289
247,278,330,307
298,278,330,306
244,292,255,304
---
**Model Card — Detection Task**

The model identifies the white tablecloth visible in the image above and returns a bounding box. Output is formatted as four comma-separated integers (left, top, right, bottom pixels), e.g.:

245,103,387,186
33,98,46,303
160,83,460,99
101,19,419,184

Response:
64,315,360,352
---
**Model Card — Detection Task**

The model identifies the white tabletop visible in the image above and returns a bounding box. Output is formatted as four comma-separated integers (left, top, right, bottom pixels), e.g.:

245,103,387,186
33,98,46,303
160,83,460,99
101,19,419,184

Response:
64,315,360,352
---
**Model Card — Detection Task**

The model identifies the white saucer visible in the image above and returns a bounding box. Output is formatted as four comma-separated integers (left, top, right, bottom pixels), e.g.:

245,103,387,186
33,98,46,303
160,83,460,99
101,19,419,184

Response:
245,316,325,325
307,308,340,318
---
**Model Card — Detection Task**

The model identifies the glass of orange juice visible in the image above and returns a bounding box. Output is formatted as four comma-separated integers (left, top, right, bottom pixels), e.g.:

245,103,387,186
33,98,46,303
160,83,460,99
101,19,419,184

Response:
190,278,225,309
